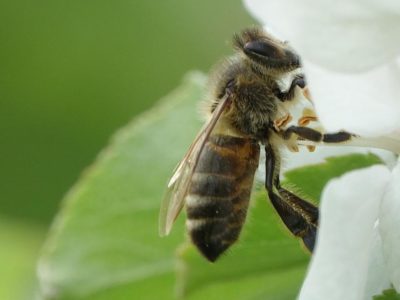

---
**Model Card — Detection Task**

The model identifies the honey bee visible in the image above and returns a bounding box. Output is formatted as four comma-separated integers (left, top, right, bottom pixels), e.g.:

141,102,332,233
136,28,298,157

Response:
159,27,353,262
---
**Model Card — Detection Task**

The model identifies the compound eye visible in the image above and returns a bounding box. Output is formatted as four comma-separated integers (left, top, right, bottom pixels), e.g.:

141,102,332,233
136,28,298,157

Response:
244,41,279,59
243,40,301,70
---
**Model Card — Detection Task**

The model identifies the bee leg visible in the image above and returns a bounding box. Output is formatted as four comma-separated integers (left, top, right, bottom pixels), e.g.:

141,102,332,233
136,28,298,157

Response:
276,187,319,251
274,74,306,102
265,144,319,252
283,126,353,143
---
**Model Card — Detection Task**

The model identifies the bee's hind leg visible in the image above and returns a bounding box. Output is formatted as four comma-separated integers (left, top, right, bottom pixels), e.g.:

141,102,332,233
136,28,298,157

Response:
276,187,319,251
264,144,319,252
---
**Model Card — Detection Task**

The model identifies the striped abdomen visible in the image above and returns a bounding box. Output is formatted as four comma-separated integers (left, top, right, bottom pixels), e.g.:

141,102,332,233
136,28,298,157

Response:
186,134,260,261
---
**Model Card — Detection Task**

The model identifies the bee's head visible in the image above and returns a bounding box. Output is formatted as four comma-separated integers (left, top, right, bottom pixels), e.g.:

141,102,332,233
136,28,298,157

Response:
233,27,301,75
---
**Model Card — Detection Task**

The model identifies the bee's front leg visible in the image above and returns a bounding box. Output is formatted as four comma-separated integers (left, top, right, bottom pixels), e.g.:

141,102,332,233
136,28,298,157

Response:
282,125,354,143
274,74,306,102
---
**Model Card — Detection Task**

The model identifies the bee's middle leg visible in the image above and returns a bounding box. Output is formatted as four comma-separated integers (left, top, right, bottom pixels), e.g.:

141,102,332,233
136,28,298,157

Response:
265,144,319,252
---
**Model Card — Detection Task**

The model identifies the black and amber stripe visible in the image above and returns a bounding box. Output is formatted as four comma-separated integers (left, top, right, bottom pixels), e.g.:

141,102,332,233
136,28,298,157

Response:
185,134,260,262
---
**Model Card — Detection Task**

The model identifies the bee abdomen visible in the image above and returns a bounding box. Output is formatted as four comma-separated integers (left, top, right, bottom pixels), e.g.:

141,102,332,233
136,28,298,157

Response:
186,192,250,262
186,135,260,262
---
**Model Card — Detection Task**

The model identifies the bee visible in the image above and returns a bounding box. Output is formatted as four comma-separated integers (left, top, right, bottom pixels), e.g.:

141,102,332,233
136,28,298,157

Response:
159,27,353,262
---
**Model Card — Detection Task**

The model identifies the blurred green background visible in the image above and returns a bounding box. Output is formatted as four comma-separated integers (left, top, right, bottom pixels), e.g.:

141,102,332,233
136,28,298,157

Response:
0,0,254,298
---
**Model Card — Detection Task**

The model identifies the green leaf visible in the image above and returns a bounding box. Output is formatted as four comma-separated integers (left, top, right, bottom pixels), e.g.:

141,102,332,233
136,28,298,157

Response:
374,289,400,300
184,266,305,300
38,71,383,300
283,153,382,202
37,72,206,300
0,218,45,300
178,189,309,299
178,153,382,299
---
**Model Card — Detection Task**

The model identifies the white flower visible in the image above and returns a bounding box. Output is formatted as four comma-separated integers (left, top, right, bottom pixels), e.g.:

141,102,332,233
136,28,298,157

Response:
243,0,400,299
300,164,398,299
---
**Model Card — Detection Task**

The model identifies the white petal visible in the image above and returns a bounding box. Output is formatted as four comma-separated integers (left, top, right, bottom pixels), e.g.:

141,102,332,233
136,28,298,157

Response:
365,0,400,14
362,223,391,299
298,165,391,300
243,0,400,71
379,159,400,291
304,60,400,137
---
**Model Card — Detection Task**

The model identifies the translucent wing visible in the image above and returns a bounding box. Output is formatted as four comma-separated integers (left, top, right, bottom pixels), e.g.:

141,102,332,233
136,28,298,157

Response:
159,95,232,236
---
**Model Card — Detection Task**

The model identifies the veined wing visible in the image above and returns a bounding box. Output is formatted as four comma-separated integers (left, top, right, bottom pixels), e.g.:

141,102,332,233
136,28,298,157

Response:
158,95,232,236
